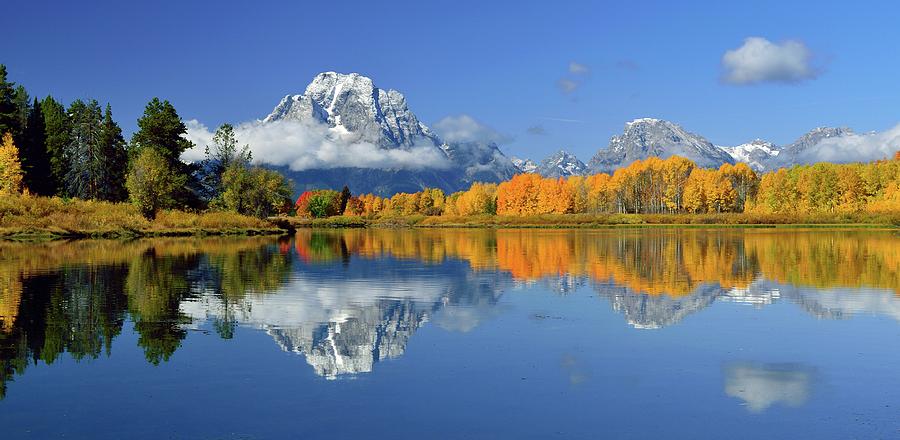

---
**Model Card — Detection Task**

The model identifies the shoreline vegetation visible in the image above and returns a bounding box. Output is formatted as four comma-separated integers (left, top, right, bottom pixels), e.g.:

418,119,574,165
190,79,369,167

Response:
0,194,287,240
3,192,897,242
284,212,900,229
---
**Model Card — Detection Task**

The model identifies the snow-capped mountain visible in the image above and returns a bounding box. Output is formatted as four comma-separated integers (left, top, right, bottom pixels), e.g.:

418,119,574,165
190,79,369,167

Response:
588,118,736,174
265,72,518,196
511,156,538,174
775,127,854,167
536,150,587,177
719,127,855,172
720,139,780,172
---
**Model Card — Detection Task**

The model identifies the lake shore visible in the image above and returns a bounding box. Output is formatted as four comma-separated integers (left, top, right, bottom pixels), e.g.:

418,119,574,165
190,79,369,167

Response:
283,212,900,229
3,193,897,242
0,194,292,241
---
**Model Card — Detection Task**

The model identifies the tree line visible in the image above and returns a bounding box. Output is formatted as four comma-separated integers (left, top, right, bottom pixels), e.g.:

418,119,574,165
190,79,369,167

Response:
0,65,292,219
296,152,900,218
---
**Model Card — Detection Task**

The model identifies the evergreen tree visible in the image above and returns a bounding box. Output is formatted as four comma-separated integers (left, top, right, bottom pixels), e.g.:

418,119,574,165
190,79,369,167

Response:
41,96,71,195
339,185,351,214
99,104,128,201
65,99,104,199
0,65,19,138
131,97,193,163
12,86,29,140
20,98,54,195
200,123,250,203
131,97,198,208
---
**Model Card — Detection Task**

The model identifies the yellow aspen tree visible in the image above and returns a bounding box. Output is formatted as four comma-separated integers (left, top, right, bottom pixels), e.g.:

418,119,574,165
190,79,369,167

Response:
0,132,24,194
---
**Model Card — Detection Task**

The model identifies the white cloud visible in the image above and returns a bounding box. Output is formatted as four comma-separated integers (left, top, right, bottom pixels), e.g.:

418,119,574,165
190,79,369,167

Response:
797,123,900,163
722,37,818,85
432,114,510,144
568,61,590,75
724,362,814,413
182,119,451,171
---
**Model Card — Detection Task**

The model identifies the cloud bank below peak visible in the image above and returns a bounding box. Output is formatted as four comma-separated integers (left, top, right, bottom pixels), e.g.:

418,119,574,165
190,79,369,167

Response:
796,123,900,164
722,37,819,85
182,119,452,171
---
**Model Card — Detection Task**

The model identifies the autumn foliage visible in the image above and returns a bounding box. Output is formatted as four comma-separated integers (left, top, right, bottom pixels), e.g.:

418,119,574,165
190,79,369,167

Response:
293,153,900,220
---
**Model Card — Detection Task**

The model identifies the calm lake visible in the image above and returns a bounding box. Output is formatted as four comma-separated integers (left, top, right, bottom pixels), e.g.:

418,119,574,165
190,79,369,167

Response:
1,228,898,439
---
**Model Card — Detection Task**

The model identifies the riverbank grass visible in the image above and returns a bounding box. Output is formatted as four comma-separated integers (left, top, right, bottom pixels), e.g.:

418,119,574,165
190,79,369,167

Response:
0,193,287,240
280,212,900,229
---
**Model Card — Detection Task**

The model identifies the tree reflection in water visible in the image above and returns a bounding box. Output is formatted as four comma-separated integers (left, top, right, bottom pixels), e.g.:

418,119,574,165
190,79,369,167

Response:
0,229,898,395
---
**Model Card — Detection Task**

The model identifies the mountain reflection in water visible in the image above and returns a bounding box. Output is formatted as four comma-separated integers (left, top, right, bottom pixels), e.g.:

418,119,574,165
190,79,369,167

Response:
0,229,898,395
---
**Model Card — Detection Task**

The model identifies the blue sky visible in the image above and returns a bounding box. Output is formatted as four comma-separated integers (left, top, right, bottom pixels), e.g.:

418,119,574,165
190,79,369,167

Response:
5,0,900,161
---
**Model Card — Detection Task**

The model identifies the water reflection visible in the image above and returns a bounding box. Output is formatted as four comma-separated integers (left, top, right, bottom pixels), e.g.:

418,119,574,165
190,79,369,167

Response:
724,362,816,413
0,229,898,395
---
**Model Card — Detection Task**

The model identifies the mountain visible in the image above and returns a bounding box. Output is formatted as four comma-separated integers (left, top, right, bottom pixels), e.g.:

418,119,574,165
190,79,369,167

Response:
588,118,736,174
720,127,854,172
720,139,780,172
536,150,587,177
264,72,518,196
773,126,854,167
511,156,538,174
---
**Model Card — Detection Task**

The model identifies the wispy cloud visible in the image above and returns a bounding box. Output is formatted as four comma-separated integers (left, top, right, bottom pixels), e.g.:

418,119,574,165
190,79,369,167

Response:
558,61,590,94
722,37,819,85
182,119,451,171
432,114,511,144
797,123,900,163
526,125,547,136
568,61,590,75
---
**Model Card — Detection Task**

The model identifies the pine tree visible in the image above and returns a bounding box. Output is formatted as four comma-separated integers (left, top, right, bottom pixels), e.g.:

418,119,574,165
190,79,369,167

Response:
20,98,54,195
99,104,129,201
131,98,198,208
12,86,29,140
65,99,105,199
200,123,250,203
0,65,19,138
131,97,193,163
41,96,71,195
339,185,351,214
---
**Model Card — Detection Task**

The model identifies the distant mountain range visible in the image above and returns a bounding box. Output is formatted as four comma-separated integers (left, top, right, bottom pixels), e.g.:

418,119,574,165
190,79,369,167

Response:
254,72,863,194
514,119,857,176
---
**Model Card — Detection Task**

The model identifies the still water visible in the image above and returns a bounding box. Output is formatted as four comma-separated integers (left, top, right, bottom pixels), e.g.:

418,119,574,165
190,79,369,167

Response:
0,228,898,439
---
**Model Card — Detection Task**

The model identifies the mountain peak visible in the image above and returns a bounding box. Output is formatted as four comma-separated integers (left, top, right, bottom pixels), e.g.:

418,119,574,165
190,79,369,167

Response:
261,72,517,196
536,150,587,177
589,118,734,173
511,156,538,174
626,117,663,127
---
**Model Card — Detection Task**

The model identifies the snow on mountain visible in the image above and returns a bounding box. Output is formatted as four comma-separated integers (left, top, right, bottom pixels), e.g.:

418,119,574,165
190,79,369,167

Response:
258,75,863,192
588,118,735,174
536,150,587,177
263,72,517,196
775,127,854,167
511,156,538,174
720,139,780,172
719,127,855,172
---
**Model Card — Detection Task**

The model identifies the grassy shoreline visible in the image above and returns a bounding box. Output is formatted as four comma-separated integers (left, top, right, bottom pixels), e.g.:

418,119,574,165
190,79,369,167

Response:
3,194,897,241
0,194,291,241
283,212,900,229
